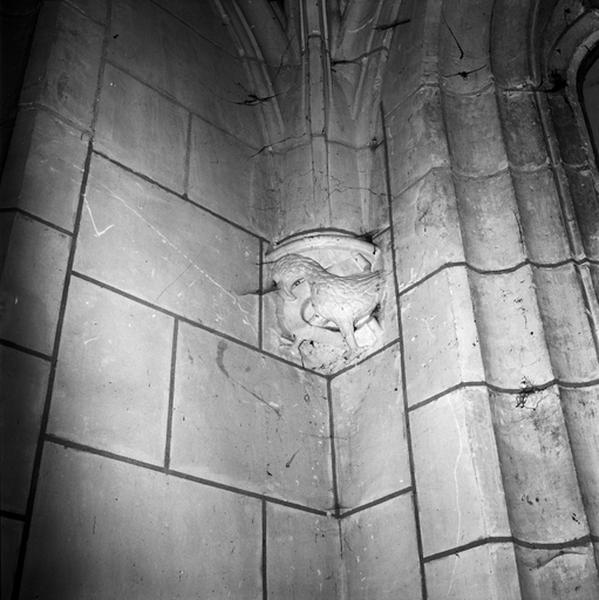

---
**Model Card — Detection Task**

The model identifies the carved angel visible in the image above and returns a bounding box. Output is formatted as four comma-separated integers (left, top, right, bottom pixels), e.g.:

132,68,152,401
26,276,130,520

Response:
271,254,384,357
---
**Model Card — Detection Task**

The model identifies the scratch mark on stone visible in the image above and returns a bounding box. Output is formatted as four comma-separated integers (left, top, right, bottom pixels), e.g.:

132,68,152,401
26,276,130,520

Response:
84,336,99,345
85,199,115,237
92,182,254,329
155,261,196,302
285,449,300,468
216,340,230,378
216,340,281,417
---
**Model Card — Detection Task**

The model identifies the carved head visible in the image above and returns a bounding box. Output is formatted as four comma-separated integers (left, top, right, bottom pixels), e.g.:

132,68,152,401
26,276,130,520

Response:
271,254,324,300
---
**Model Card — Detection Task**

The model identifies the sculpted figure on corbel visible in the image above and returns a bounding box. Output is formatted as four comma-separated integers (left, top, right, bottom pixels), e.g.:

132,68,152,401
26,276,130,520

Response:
270,253,385,361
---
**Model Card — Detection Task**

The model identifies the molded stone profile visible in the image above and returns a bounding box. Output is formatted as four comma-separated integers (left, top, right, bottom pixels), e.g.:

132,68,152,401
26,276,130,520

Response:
266,231,385,373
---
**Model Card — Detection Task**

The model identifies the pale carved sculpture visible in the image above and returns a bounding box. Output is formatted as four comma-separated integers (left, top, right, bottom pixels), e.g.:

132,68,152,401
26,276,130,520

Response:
271,253,385,358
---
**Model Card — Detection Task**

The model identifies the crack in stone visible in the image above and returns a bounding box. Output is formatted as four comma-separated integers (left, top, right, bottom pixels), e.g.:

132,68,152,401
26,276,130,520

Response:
216,340,282,418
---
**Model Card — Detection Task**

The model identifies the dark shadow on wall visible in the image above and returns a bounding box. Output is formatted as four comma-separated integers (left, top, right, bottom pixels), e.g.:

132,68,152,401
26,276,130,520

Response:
578,41,599,167
0,0,41,171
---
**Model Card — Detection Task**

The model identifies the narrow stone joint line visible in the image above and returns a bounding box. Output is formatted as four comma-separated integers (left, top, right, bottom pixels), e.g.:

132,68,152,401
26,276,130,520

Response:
90,148,270,242
43,433,332,517
337,486,414,520
69,269,328,378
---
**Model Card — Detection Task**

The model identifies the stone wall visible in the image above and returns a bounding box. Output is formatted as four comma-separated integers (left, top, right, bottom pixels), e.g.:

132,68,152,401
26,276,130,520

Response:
2,0,599,598
0,1,338,598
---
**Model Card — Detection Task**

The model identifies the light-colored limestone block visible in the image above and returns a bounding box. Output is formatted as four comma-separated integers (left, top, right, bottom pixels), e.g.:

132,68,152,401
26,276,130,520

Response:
172,323,332,508
515,543,599,600
402,266,484,406
267,504,339,600
393,168,464,289
442,87,508,177
511,167,571,264
49,277,173,464
559,385,599,536
425,542,521,600
382,2,440,114
453,170,526,270
341,495,422,599
411,387,510,556
22,444,262,599
490,387,589,543
188,116,267,236
332,344,409,509
533,264,599,382
75,155,260,345
470,266,555,389
328,142,363,233
385,86,450,195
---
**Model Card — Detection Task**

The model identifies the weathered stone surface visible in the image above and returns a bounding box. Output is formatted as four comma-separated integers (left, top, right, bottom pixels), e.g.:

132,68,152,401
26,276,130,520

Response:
382,1,440,114
0,108,87,231
515,543,599,600
22,444,262,599
75,156,260,345
188,115,266,236
386,86,450,195
267,505,338,600
402,266,484,406
0,213,70,355
332,345,409,509
490,387,589,543
95,64,188,194
547,91,588,166
341,495,422,599
1,517,22,600
442,87,508,177
491,0,534,88
497,91,548,168
172,323,332,508
273,66,308,141
438,0,493,95
511,167,571,263
0,346,48,513
20,2,103,130
263,231,396,374
329,142,363,234
108,0,262,146
363,143,388,233
564,165,599,260
425,542,521,600
49,277,172,464
533,264,599,382
559,385,599,537
453,170,526,270
393,168,465,290
272,143,316,240
374,229,400,346
469,267,554,389
411,387,510,556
